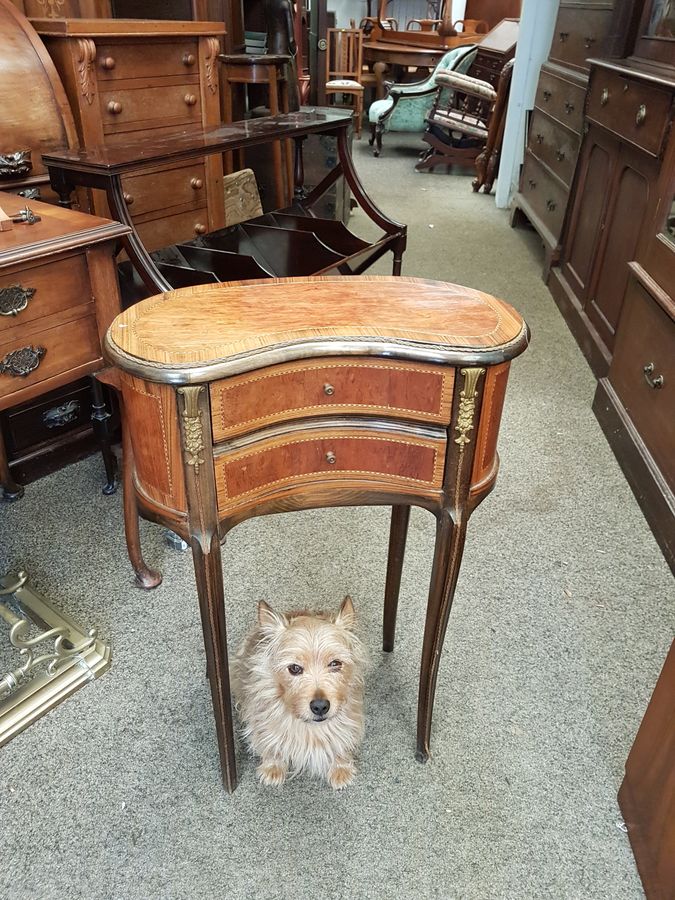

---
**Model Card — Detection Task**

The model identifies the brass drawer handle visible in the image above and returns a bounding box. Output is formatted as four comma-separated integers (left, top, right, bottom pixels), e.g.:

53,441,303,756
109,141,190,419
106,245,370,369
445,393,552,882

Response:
107,101,123,115
600,88,609,107
183,52,196,66
123,192,134,205
194,223,207,235
559,31,569,42
555,149,566,161
325,451,336,465
43,400,80,429
584,36,596,49
564,100,575,114
643,362,664,389
546,199,557,212
535,132,544,143
0,285,36,317
184,94,198,107
542,89,552,102
190,177,203,190
636,104,647,126
323,382,335,396
0,345,46,377
528,178,536,189
100,56,116,70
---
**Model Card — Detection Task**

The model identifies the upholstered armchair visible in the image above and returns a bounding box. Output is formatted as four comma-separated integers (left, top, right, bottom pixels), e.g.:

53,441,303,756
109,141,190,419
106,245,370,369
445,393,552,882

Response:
367,45,477,157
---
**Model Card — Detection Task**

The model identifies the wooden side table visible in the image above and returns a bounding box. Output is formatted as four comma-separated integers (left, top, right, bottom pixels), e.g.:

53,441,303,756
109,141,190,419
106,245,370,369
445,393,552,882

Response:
103,275,529,791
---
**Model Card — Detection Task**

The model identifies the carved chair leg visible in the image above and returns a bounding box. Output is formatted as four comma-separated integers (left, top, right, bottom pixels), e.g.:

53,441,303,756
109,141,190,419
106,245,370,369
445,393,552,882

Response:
383,504,411,652
90,376,117,495
392,236,405,276
191,533,238,793
369,122,376,147
416,509,468,763
0,430,24,502
122,421,162,589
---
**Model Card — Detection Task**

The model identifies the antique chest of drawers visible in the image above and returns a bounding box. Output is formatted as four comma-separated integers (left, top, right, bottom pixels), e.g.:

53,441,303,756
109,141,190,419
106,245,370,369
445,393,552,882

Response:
468,17,519,88
34,17,226,251
0,190,128,496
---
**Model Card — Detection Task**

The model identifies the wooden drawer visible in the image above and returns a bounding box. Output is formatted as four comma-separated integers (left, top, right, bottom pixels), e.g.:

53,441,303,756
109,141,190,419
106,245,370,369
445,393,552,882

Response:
2,378,92,454
0,312,100,407
100,84,202,132
535,66,585,134
214,426,447,511
529,109,580,188
134,207,209,253
586,68,673,157
210,358,455,440
121,160,207,218
549,7,614,72
0,254,91,335
609,280,675,490
519,151,568,240
95,40,200,82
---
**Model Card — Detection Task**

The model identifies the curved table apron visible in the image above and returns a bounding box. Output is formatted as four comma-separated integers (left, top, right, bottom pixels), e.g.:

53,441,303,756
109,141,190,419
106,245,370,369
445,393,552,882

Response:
103,274,529,792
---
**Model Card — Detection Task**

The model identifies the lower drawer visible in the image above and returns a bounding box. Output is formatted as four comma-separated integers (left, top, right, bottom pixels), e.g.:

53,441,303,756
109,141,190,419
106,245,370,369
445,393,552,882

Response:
214,425,446,511
2,378,92,454
609,278,675,490
519,152,567,241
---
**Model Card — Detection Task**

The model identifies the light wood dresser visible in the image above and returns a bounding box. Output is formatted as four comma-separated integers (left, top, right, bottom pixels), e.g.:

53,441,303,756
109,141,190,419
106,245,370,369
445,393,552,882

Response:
103,274,529,791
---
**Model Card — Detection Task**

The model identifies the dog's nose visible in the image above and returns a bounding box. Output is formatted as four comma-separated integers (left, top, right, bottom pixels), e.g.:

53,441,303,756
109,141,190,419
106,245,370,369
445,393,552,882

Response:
310,698,330,717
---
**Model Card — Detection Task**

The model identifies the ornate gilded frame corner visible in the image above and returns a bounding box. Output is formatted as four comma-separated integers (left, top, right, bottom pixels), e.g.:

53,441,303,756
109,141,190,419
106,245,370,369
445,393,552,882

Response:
0,571,111,747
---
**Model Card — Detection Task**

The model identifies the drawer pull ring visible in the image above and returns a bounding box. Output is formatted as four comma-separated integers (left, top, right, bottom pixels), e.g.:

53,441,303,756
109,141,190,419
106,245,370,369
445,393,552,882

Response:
123,192,134,205
184,94,198,107
535,132,544,143
325,451,336,465
528,179,536,189
194,223,207,235
0,285,36,317
100,56,115,70
636,104,647,126
107,101,122,115
643,363,664,389
564,101,575,114
555,149,566,161
323,383,335,396
559,31,569,42
546,199,557,212
0,345,46,378
600,88,609,107
183,52,196,66
43,400,81,429
543,89,552,102
190,177,204,190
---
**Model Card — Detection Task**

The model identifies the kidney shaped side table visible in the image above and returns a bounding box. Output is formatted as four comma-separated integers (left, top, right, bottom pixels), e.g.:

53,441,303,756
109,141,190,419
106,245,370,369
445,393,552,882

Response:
102,275,529,791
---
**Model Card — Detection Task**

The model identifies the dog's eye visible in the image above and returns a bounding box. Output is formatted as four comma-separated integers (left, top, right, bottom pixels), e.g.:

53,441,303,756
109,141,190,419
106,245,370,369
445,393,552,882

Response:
287,664,303,676
328,660,342,669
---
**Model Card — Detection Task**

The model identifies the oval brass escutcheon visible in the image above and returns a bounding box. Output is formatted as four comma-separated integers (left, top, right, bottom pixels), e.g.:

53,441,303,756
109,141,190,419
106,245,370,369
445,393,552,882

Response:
600,88,609,106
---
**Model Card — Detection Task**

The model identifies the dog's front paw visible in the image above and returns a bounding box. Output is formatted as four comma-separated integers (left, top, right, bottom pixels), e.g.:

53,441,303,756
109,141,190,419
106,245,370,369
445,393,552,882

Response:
327,760,356,790
257,759,288,786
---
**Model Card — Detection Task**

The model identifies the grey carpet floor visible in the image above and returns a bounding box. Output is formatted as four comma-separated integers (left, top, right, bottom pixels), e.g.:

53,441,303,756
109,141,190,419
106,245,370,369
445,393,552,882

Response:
1,135,673,900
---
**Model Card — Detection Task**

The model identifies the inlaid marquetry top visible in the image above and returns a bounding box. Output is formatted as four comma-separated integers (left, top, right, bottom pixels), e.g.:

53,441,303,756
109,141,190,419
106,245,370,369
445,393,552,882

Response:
105,276,529,383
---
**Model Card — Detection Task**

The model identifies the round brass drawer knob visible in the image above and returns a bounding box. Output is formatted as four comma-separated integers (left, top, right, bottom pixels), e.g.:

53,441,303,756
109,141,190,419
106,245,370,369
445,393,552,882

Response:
183,52,196,66
191,177,204,190
100,56,116,70
194,223,207,235
325,451,336,465
323,383,335,396
107,101,123,115
184,94,198,107
123,192,134,205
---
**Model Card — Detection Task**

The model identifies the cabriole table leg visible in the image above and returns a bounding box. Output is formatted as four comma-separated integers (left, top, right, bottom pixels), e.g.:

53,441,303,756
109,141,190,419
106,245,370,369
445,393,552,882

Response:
383,504,411,652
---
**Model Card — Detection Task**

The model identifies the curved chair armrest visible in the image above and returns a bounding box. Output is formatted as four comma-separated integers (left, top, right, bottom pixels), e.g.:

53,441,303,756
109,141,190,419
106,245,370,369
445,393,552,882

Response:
390,82,438,99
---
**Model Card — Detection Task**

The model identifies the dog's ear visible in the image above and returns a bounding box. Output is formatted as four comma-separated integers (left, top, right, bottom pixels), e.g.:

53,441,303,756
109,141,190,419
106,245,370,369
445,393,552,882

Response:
258,600,288,636
335,595,356,630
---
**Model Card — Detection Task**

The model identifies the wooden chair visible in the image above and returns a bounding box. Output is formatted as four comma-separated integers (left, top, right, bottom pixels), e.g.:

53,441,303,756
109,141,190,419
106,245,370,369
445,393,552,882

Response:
325,27,365,137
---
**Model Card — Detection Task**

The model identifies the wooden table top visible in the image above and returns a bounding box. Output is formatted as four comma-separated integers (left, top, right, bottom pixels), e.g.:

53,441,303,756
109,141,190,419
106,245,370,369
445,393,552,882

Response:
105,276,528,383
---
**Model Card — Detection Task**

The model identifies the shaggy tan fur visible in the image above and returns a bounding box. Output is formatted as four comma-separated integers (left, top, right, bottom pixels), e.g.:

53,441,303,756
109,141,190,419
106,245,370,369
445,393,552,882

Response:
231,597,366,789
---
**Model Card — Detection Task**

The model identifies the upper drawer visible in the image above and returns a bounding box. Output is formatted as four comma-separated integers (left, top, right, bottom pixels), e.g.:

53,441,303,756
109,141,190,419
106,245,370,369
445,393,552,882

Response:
609,278,674,491
0,254,92,336
95,40,201,82
549,8,614,72
210,357,455,440
529,109,580,188
121,160,207,218
535,67,586,133
100,84,202,132
586,68,673,157
214,425,447,513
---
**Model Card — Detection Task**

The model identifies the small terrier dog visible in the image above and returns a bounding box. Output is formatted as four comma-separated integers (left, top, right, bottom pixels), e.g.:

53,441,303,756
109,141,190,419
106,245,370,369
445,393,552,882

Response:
231,596,365,789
